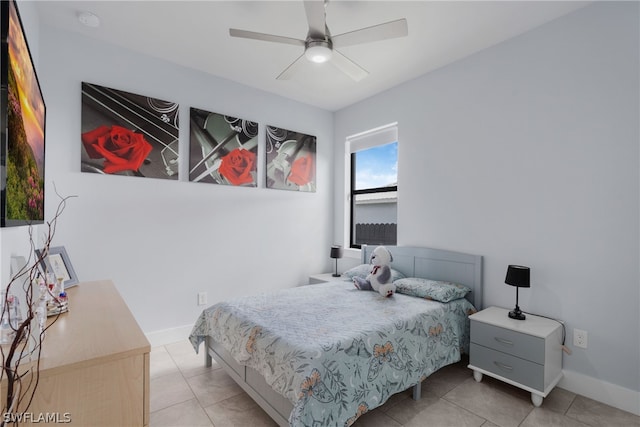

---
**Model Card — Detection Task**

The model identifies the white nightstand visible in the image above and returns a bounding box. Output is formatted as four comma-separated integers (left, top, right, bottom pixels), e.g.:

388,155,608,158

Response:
468,306,563,407
308,272,343,284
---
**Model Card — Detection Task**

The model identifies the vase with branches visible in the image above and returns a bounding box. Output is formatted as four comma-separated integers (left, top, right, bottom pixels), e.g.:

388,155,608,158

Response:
0,190,75,426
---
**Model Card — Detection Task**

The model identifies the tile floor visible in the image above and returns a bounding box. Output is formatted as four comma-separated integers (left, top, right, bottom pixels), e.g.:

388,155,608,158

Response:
150,340,639,427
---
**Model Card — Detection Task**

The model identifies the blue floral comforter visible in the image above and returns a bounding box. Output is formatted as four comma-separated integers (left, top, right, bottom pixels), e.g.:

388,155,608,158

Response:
189,281,476,426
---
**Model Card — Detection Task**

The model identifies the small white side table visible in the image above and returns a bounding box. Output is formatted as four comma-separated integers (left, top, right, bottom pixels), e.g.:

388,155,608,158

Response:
468,306,563,407
308,272,342,285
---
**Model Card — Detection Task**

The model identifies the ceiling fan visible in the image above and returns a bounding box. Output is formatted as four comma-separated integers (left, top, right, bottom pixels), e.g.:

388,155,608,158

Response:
229,0,408,81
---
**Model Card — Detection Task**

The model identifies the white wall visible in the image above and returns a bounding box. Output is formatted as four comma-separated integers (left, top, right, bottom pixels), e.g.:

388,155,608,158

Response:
32,25,333,336
335,1,638,412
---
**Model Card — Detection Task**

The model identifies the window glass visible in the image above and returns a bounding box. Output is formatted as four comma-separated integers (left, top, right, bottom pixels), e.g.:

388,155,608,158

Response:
354,142,398,190
351,141,397,248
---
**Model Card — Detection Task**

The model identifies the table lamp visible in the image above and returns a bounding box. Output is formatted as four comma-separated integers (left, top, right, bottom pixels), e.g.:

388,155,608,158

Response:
505,264,530,320
330,245,343,277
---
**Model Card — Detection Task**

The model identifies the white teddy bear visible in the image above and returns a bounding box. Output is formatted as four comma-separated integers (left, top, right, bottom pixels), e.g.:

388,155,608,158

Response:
353,246,396,297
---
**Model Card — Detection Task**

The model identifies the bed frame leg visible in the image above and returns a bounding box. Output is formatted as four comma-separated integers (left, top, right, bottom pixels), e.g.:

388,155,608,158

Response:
205,352,212,367
412,382,421,400
204,337,213,367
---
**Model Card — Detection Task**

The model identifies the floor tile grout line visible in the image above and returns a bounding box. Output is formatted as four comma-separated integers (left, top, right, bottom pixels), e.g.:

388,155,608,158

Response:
152,341,640,426
150,344,219,426
150,345,194,418
441,394,492,425
441,378,537,427
168,349,248,426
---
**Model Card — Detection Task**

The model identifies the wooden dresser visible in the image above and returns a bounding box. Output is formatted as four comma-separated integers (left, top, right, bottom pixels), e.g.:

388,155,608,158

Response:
8,280,150,426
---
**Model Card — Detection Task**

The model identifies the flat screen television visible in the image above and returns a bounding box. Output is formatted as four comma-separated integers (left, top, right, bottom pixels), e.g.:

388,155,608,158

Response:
0,0,45,227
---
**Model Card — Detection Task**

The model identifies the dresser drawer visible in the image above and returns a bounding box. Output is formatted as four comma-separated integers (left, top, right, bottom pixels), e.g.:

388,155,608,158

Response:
471,320,544,364
470,343,544,391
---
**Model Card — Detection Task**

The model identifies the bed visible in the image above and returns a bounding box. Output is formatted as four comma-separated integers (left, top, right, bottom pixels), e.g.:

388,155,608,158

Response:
189,245,482,426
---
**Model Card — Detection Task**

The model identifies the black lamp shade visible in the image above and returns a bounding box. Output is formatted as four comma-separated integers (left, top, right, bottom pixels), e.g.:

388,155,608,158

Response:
330,246,343,259
505,265,530,288
505,264,530,320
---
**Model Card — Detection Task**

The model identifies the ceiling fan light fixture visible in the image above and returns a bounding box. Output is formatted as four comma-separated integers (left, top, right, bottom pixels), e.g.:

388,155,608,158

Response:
305,41,332,63
229,3,407,81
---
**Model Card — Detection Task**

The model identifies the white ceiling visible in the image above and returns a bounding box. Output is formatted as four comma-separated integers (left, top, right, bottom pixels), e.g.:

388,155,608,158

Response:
36,1,589,111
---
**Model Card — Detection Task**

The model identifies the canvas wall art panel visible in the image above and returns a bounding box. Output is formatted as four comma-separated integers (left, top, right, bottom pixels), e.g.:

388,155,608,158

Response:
189,108,258,187
265,126,316,192
0,0,46,227
81,82,179,179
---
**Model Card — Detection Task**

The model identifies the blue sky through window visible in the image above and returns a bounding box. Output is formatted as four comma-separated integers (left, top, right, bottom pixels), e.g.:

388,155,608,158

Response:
355,141,398,190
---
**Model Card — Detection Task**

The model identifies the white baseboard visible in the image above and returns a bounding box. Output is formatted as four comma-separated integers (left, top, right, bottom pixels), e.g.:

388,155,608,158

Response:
559,370,640,416
145,324,194,347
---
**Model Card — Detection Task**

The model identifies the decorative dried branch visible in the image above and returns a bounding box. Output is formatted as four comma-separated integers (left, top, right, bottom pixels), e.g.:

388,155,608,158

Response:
0,188,76,426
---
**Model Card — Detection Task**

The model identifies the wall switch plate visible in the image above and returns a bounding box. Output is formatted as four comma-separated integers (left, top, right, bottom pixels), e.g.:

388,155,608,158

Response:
197,292,207,306
574,328,588,349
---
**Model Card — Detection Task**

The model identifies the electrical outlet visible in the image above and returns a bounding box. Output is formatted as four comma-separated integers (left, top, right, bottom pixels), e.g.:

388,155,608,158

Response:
574,328,588,349
197,292,207,306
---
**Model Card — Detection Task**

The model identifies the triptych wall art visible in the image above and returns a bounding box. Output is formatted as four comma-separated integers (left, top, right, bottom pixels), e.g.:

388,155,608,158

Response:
80,82,316,192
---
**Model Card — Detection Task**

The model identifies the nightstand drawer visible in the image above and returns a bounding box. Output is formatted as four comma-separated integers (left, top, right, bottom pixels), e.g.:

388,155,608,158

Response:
471,320,544,364
470,343,544,391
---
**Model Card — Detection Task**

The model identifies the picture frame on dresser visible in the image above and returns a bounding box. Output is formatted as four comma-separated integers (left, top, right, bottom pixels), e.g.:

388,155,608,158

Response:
35,246,79,288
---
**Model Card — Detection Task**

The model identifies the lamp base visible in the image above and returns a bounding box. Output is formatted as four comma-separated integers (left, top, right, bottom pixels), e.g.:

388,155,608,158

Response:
331,258,341,278
508,308,526,320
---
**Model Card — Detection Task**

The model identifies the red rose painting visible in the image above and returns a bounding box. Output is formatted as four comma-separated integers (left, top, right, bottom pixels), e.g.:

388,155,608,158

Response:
288,154,314,186
219,148,256,186
189,108,258,186
81,125,152,174
266,126,316,192
81,82,179,179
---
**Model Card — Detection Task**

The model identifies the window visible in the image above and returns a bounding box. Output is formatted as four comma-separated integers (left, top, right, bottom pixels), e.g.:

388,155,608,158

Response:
347,124,398,249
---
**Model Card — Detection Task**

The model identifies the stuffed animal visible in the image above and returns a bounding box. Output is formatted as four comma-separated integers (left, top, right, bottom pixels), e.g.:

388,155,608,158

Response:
353,246,396,297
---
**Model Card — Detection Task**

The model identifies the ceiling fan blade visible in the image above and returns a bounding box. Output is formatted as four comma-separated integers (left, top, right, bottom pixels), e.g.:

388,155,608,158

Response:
331,50,368,82
276,54,307,80
332,18,408,48
303,0,327,38
229,28,305,47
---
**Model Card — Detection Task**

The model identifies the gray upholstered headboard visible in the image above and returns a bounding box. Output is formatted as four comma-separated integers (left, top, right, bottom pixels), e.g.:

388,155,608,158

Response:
361,245,483,309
